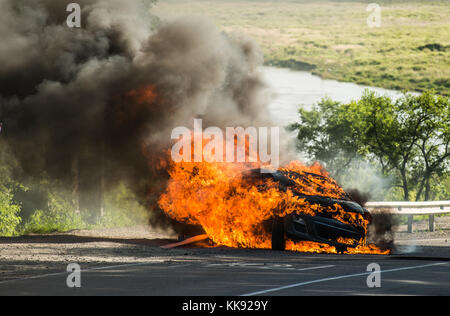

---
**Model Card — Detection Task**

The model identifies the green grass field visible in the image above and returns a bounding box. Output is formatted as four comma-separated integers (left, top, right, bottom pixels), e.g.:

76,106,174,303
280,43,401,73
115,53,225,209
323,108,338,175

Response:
153,0,450,95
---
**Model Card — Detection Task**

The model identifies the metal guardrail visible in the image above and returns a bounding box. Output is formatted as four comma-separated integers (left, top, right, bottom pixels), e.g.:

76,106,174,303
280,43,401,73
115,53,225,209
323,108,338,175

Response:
365,201,450,233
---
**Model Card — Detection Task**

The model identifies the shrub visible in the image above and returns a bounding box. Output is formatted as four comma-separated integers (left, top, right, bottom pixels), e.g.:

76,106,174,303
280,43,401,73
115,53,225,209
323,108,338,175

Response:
21,193,85,234
0,185,22,236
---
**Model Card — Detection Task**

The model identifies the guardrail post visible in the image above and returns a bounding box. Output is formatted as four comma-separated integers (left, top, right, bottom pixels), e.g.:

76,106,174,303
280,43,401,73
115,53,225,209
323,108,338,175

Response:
429,214,435,232
407,215,413,233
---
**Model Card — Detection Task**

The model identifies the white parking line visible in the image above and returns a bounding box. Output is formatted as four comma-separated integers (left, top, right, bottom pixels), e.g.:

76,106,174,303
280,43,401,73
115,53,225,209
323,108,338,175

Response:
241,262,448,296
0,260,166,286
205,262,335,272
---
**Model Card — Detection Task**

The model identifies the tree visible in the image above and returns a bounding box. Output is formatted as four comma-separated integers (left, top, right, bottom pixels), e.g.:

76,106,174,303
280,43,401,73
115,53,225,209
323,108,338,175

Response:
352,90,449,201
291,90,450,201
289,98,360,179
350,91,422,201
405,92,450,200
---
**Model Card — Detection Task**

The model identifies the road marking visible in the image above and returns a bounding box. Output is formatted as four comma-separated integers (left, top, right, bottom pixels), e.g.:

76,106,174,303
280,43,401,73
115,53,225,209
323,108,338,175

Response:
241,262,448,296
0,260,166,286
205,262,335,272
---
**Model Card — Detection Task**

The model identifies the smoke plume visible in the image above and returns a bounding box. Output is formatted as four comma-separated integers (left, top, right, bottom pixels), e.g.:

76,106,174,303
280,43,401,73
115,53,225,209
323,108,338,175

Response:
0,0,272,225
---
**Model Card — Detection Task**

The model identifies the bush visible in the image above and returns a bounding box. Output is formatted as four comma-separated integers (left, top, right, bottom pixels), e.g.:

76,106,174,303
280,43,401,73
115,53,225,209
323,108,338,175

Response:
0,154,22,236
19,182,149,234
0,185,22,236
21,193,85,234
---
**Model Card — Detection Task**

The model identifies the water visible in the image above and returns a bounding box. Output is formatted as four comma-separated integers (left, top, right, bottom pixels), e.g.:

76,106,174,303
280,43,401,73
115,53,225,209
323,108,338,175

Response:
262,66,404,127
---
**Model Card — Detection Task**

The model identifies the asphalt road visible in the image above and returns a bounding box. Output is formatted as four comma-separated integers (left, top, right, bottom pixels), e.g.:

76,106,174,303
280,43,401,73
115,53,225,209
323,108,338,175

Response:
0,249,449,296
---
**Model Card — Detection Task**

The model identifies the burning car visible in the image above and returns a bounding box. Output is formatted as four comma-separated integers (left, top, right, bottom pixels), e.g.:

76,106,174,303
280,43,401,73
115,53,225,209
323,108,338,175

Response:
159,160,385,254
244,169,371,253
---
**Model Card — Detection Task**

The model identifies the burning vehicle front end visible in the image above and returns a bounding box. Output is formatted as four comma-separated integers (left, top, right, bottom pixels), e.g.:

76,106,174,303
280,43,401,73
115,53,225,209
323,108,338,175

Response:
247,169,372,253
272,200,369,253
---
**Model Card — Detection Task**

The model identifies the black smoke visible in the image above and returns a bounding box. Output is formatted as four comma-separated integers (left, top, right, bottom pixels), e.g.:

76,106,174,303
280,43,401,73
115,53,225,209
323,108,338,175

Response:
346,188,396,250
0,0,271,225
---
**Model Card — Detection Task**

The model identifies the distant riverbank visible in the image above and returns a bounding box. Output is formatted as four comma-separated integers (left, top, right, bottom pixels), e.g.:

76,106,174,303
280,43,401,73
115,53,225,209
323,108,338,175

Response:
154,0,450,96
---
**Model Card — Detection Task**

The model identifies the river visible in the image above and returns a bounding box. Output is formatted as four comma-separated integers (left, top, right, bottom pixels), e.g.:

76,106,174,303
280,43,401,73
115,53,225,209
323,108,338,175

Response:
262,66,404,127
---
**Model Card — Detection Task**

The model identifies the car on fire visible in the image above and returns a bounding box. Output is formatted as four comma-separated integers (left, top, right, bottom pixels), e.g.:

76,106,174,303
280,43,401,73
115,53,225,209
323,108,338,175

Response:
244,168,372,253
174,167,372,253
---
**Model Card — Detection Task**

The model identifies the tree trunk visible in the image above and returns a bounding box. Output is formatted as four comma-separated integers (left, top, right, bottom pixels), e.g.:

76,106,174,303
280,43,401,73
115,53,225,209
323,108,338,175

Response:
400,169,409,201
72,155,80,215
424,176,431,201
99,142,105,218
415,170,431,202
415,177,425,201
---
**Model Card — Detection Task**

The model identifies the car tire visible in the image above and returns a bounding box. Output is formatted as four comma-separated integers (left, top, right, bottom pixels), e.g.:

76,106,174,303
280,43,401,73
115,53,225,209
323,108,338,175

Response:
336,245,348,254
272,216,286,251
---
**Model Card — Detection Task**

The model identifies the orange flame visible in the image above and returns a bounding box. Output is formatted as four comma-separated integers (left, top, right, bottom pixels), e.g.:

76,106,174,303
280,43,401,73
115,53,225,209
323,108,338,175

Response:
158,136,390,255
126,85,158,104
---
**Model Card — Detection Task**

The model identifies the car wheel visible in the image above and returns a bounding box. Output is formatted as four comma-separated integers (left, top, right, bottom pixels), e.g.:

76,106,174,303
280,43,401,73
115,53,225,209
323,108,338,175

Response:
336,245,347,254
272,216,286,251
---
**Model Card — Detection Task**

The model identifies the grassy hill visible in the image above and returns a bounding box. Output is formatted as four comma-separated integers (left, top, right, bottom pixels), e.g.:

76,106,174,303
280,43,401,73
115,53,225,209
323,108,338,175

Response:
153,0,450,95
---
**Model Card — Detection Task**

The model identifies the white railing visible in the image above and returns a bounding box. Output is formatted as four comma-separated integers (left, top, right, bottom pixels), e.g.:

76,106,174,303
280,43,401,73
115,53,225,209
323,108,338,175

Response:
365,200,450,233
